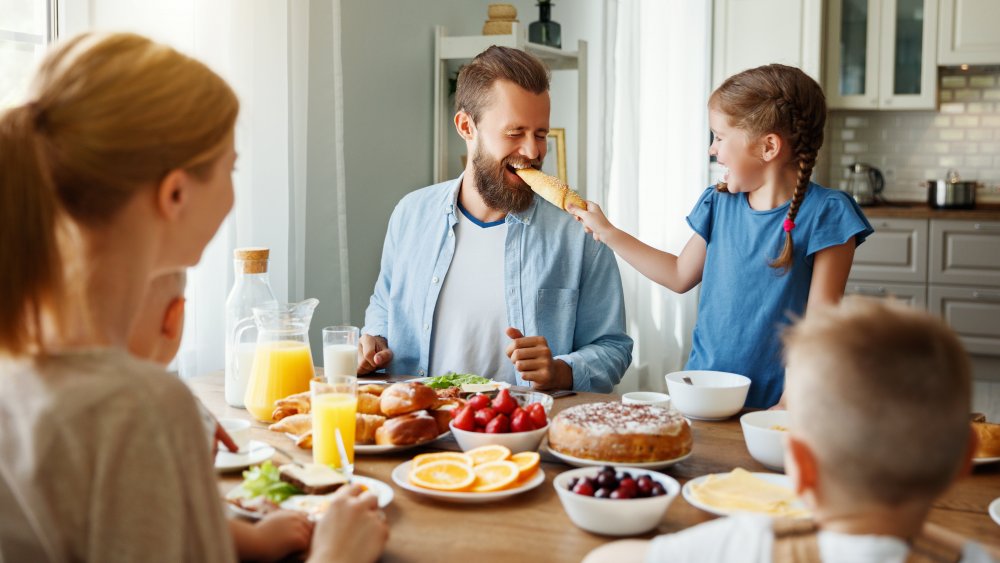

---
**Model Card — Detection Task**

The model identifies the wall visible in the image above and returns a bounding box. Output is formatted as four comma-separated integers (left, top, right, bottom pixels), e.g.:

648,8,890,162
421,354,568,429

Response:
826,67,1000,203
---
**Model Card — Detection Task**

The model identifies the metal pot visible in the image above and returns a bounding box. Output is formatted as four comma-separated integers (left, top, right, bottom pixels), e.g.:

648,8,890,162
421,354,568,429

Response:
926,169,978,209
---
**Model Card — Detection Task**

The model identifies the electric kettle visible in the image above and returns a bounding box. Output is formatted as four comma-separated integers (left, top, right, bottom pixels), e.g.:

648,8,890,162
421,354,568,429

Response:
845,163,885,206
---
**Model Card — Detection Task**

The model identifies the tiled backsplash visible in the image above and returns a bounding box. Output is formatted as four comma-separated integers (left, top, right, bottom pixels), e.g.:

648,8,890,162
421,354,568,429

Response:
826,67,1000,203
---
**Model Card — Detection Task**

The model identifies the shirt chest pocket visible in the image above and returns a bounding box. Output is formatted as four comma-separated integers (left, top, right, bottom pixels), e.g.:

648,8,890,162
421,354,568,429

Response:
534,288,578,355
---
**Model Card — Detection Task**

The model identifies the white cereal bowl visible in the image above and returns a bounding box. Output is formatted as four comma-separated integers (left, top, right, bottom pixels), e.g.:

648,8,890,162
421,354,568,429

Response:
621,392,671,409
740,410,790,472
554,467,680,536
664,370,751,420
450,421,549,453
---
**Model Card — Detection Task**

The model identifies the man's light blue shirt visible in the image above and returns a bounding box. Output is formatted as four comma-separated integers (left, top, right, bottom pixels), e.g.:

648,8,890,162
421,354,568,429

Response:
363,175,633,392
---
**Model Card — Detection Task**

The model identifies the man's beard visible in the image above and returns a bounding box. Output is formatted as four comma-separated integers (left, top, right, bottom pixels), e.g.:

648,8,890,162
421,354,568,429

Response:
471,144,536,214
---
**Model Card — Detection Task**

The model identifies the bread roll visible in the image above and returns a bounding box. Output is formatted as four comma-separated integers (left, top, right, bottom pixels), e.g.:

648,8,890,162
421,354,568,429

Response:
973,419,1000,458
515,168,586,213
431,403,461,435
379,382,438,417
374,410,439,446
358,392,382,415
358,384,385,396
268,413,312,436
356,413,387,444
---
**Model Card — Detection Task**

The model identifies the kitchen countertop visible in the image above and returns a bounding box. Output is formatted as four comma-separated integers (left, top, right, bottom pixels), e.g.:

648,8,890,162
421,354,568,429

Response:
860,202,1000,221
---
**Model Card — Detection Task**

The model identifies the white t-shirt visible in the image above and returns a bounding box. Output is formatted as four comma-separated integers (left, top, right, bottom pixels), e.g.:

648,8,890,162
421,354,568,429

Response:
429,205,515,384
646,514,996,563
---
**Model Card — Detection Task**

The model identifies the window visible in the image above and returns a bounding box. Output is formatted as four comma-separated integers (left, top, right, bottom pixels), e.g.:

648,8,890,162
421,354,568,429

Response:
0,0,55,109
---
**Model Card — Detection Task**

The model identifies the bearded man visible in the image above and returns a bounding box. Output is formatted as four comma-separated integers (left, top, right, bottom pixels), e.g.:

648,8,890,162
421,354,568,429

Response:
358,46,632,392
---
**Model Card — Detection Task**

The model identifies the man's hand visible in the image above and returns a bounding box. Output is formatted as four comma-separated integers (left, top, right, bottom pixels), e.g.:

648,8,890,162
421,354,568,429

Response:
505,327,573,391
357,335,393,375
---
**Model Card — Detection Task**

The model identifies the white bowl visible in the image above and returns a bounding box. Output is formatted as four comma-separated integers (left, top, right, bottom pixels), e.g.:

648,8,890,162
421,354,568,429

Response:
450,421,548,453
740,410,790,472
664,370,751,420
621,391,671,409
554,467,680,536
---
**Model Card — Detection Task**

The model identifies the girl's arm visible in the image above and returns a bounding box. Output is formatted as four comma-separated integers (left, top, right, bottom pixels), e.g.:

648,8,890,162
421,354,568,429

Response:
807,240,856,309
572,202,707,294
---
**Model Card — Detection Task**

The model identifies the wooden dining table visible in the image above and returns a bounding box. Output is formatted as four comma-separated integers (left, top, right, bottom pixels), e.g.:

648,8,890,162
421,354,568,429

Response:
190,373,1000,561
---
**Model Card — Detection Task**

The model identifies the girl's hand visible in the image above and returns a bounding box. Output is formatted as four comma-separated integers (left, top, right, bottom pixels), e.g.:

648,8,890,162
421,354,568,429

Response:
568,201,617,243
252,510,314,562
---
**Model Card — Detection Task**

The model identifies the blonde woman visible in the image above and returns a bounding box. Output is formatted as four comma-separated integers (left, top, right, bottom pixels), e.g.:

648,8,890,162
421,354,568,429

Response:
0,33,387,562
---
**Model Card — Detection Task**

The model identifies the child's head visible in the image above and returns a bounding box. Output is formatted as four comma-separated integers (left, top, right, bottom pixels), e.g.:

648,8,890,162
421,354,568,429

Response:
782,297,972,513
128,270,187,366
709,64,827,270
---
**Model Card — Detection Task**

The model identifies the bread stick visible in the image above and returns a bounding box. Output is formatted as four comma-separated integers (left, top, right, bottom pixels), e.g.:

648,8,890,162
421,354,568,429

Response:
514,168,586,212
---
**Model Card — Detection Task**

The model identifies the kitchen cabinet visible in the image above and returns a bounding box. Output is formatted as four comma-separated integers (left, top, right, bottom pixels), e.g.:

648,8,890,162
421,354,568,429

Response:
825,0,938,110
938,0,1000,65
848,216,1000,360
711,0,823,89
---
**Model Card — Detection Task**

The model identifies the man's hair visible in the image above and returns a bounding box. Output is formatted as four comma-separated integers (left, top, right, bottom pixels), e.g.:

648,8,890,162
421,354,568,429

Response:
454,46,550,124
783,296,971,505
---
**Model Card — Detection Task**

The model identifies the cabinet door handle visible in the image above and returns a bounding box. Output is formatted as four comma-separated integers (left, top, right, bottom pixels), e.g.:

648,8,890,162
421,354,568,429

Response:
852,286,887,296
973,223,1000,231
972,291,1000,302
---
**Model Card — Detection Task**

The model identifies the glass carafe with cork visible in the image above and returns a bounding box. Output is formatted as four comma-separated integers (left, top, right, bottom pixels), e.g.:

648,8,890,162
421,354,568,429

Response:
224,247,278,407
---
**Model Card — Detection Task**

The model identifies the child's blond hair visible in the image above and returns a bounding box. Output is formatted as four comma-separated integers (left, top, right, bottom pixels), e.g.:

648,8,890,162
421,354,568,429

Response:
783,296,971,505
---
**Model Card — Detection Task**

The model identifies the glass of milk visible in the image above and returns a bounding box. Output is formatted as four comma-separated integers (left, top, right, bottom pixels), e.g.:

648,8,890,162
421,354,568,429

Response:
322,326,360,381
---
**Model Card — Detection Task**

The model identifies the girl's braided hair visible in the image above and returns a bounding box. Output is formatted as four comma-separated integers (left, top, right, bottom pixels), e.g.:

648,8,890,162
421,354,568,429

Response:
710,64,826,272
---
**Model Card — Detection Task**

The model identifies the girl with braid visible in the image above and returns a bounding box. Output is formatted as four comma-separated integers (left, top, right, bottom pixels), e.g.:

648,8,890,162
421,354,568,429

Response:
572,64,873,408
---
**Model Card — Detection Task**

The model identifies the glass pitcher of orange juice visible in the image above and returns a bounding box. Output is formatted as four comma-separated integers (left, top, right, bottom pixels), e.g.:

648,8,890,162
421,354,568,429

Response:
235,298,319,422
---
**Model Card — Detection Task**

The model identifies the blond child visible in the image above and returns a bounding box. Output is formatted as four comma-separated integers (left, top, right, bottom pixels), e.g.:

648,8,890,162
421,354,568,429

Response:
128,270,318,562
585,297,996,563
572,64,874,408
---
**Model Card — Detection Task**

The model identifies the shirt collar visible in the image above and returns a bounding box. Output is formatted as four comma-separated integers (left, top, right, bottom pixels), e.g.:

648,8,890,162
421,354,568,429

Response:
443,173,539,226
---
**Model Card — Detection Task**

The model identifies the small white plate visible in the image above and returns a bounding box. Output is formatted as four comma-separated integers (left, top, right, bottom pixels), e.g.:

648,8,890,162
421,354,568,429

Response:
215,440,275,472
989,497,1000,527
391,460,545,504
355,431,451,455
225,475,393,520
545,446,693,470
973,456,1000,466
682,472,809,518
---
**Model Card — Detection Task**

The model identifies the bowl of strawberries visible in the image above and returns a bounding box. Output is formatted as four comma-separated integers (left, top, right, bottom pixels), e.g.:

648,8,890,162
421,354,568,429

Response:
450,389,552,453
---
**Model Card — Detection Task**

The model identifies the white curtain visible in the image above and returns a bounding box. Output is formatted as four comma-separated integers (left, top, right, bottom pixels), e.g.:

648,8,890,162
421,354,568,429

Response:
599,0,712,393
66,0,348,378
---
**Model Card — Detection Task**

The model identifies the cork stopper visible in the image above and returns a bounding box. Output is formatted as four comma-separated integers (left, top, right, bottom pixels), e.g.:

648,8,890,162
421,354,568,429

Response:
234,247,269,274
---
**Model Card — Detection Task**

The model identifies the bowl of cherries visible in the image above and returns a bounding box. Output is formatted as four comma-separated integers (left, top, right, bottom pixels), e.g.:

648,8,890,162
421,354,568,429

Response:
554,466,680,536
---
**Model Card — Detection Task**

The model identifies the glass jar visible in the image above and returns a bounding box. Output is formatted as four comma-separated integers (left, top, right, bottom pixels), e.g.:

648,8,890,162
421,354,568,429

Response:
224,247,278,407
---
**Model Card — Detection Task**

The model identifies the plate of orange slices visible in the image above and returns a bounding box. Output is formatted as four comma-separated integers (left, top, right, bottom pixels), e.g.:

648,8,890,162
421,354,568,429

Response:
390,445,545,504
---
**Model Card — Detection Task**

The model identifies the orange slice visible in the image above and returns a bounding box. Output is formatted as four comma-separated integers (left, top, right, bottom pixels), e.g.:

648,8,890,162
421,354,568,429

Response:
509,451,540,481
409,460,475,492
470,460,520,492
465,444,512,466
412,452,473,468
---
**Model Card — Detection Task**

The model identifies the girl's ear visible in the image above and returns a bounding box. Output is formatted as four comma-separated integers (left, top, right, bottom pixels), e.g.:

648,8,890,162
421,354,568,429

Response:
156,169,187,221
759,133,784,163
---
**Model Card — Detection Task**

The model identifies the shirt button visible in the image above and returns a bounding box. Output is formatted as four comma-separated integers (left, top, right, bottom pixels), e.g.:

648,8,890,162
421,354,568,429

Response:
418,369,425,376
432,276,439,284
423,323,430,331
448,231,454,238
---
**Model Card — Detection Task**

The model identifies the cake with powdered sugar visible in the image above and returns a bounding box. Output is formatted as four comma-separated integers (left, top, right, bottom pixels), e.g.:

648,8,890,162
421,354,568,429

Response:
547,402,692,463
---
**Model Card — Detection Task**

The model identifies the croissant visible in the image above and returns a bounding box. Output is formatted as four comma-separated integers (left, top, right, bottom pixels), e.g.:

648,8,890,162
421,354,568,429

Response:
295,431,312,449
515,168,586,212
356,413,387,444
268,413,312,436
275,391,311,414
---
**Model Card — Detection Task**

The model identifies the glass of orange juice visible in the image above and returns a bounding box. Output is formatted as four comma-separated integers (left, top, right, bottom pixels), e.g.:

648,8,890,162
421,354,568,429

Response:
311,376,357,475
